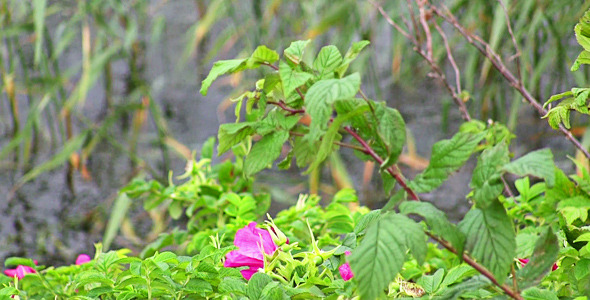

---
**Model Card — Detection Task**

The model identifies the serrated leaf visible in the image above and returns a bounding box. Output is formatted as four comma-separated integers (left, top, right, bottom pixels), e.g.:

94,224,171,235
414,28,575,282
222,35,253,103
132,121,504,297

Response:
371,103,406,169
279,60,313,97
217,122,256,154
417,269,444,293
575,10,590,52
522,287,559,300
400,201,465,257
336,40,370,77
247,273,273,300
248,45,279,67
304,73,361,142
503,148,555,188
572,50,590,71
218,277,247,295
349,212,426,300
431,275,491,300
284,40,311,64
440,265,477,288
458,201,515,284
306,102,369,172
200,59,247,95
313,45,343,78
244,131,289,176
470,143,509,208
517,227,559,289
409,132,485,193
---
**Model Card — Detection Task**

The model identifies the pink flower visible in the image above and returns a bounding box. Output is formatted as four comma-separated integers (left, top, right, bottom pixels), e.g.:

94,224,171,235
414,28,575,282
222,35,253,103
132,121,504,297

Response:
518,258,558,271
4,265,36,280
339,251,354,281
224,222,278,280
75,254,91,265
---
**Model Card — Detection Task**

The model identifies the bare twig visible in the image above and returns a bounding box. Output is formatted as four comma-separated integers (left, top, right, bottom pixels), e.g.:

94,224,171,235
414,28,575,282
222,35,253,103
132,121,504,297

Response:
498,0,522,86
434,23,462,95
372,0,471,121
431,5,590,160
369,0,415,43
417,0,433,60
406,0,421,44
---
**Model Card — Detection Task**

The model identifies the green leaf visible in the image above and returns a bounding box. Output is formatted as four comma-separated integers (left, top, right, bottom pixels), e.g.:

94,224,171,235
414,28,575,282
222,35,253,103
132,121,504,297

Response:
575,10,590,52
313,45,343,78
336,40,370,77
33,0,46,66
218,277,247,295
502,148,555,188
470,142,509,208
517,227,559,289
436,276,491,299
417,269,444,294
522,287,559,300
306,102,369,172
572,50,590,71
304,73,361,142
374,104,406,168
247,273,273,300
409,132,485,193
350,212,426,300
400,201,466,257
17,131,89,187
440,265,477,288
248,45,279,67
200,58,247,95
458,200,515,284
217,122,256,154
279,60,313,97
284,40,311,64
4,257,36,268
575,258,590,280
244,131,289,176
103,193,131,251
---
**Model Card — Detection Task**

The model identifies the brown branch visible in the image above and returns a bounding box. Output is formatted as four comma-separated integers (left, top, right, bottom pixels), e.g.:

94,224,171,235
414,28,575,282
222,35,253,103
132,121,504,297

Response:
498,0,522,85
434,23,462,96
288,130,367,153
427,232,524,300
430,5,590,160
267,100,305,115
343,126,421,201
417,0,433,60
372,0,471,122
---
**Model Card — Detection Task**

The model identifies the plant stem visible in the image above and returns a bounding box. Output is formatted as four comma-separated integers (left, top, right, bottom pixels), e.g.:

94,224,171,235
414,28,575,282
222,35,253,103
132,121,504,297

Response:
427,232,523,300
431,5,590,160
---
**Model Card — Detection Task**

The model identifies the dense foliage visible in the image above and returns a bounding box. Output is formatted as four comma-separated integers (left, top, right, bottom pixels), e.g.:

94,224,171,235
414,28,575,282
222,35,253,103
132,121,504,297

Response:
5,1,590,300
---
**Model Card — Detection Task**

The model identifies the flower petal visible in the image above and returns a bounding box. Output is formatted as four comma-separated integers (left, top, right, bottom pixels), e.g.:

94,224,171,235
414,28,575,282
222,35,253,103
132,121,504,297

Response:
339,262,354,281
75,254,91,265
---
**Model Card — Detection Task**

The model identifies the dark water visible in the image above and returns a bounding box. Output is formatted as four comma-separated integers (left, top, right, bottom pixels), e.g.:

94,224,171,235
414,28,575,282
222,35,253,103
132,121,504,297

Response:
0,1,577,266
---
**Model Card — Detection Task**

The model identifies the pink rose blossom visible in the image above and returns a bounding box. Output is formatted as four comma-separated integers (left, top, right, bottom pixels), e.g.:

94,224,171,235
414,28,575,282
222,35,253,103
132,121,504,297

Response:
75,254,91,265
4,263,36,280
339,251,354,281
518,258,558,271
224,222,278,280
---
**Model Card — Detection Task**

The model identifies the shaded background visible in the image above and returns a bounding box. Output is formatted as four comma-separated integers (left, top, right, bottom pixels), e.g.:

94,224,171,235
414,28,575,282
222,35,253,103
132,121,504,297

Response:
1,0,588,265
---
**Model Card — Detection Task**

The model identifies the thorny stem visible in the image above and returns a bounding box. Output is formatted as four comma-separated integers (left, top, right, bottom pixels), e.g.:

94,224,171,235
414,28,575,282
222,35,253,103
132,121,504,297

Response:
371,2,527,298
267,101,305,115
427,232,524,300
343,126,420,201
431,5,590,160
371,0,471,122
263,41,522,298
